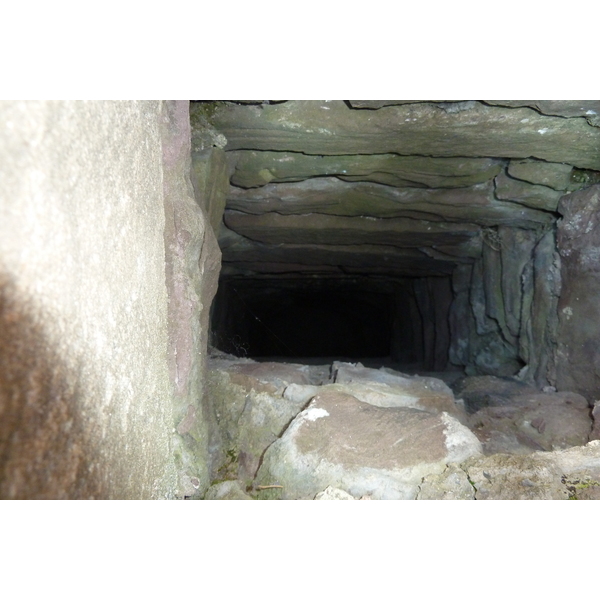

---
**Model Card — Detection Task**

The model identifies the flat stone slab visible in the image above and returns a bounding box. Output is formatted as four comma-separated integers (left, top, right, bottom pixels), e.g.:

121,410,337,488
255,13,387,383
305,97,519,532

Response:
219,228,460,277
507,158,573,191
225,177,554,229
224,210,481,249
332,362,465,419
203,100,600,170
255,390,482,500
229,151,503,189
494,171,564,211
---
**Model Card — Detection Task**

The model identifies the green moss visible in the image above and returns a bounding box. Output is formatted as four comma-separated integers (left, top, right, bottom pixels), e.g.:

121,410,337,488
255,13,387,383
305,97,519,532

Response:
189,101,225,126
211,447,239,486
561,475,600,499
252,485,283,500
569,168,600,191
466,475,478,492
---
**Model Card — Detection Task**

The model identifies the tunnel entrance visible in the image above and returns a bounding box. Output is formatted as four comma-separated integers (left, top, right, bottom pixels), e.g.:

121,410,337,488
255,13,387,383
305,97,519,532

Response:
210,274,454,371
192,100,594,385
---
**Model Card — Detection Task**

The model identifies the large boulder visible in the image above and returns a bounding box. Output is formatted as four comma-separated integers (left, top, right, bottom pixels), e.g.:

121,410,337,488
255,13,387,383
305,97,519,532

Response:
453,375,591,455
254,390,482,500
205,356,327,486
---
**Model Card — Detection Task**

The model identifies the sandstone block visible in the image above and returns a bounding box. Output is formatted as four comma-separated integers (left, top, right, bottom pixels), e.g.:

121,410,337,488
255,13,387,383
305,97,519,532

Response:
206,101,600,170
255,390,482,500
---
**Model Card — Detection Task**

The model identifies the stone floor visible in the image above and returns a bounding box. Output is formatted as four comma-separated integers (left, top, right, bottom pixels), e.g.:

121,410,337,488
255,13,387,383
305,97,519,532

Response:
203,353,600,500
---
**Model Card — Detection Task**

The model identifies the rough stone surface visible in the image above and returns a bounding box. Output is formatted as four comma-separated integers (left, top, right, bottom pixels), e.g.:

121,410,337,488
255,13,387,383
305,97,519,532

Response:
204,358,600,500
591,402,600,441
255,390,482,500
331,362,464,419
314,486,356,500
0,101,182,499
206,101,600,169
417,464,475,500
467,391,592,455
462,441,600,500
162,101,223,498
206,357,320,486
453,375,536,413
203,101,578,383
190,147,230,236
204,480,254,500
555,185,600,405
462,453,568,499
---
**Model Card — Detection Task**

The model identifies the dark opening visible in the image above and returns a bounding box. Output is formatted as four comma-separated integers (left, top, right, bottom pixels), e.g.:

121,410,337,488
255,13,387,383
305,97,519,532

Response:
210,275,453,370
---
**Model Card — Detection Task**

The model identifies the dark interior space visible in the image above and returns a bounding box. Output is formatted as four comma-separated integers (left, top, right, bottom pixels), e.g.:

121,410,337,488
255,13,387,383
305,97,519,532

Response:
210,274,454,368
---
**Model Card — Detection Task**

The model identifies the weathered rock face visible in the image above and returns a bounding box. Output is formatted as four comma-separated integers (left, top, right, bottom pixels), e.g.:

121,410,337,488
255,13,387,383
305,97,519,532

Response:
205,356,600,499
203,101,600,168
0,101,222,499
194,101,600,500
555,184,600,405
460,441,600,500
205,355,326,486
255,389,482,500
196,100,600,387
162,101,223,498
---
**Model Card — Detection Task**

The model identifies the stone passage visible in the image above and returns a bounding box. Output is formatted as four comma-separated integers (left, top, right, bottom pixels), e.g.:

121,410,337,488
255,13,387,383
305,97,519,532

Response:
4,100,600,500
193,100,600,390
194,100,600,500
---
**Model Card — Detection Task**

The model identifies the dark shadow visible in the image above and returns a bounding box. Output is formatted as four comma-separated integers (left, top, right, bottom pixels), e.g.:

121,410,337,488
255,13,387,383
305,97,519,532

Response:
0,268,100,499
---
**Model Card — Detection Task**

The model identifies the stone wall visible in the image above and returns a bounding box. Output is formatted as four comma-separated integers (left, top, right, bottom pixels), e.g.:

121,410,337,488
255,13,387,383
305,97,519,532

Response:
555,184,600,405
0,101,219,498
198,101,600,384
447,225,560,385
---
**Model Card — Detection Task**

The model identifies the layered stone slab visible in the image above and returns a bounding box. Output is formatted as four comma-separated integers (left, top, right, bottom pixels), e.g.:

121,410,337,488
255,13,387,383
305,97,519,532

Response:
218,226,460,275
203,100,600,169
349,100,600,123
229,151,503,189
494,171,564,211
224,210,482,248
255,390,482,500
507,158,573,191
226,177,554,228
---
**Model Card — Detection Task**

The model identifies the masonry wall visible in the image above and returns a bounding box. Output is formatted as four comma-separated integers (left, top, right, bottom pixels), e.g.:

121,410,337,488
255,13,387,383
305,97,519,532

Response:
0,100,217,499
